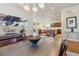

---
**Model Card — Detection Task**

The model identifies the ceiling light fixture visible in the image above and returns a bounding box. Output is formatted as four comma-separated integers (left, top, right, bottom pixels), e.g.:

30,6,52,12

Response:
39,3,45,9
32,4,38,12
32,7,38,12
23,4,30,11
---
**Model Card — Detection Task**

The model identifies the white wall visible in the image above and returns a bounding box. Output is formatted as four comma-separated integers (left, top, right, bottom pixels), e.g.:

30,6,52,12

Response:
61,5,79,41
0,3,33,36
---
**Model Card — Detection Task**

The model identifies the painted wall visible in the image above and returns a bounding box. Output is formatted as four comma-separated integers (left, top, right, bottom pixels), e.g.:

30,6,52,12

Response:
61,5,79,41
0,3,33,36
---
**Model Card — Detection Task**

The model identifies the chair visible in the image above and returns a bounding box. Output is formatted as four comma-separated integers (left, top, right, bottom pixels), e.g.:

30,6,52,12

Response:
59,39,68,56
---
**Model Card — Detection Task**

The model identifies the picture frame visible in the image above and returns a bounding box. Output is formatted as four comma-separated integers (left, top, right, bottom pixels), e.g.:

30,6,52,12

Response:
66,16,77,28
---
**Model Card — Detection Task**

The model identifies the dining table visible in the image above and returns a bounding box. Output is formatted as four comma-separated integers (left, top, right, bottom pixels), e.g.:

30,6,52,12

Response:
0,36,62,56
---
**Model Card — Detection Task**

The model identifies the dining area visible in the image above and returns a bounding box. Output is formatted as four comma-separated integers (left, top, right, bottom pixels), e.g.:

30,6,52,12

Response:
0,3,78,56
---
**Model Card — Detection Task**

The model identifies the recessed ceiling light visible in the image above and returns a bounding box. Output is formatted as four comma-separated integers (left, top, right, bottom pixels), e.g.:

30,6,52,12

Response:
23,5,30,11
39,3,45,9
32,7,38,12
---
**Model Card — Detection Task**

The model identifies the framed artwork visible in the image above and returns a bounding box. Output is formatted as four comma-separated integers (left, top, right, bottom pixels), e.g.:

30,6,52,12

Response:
66,16,77,28
3,15,21,26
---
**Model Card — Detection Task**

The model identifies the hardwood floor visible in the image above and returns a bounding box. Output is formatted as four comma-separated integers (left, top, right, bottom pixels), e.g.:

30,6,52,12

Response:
56,34,79,55
67,40,79,54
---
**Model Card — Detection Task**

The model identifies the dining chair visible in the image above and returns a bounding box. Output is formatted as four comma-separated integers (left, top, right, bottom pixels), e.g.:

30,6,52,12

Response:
59,39,68,56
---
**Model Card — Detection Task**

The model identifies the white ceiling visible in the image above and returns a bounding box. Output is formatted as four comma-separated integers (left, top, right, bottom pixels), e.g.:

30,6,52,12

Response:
19,3,79,25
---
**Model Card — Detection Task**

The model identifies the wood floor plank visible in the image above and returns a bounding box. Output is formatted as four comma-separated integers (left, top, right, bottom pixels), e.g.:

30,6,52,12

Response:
67,40,79,54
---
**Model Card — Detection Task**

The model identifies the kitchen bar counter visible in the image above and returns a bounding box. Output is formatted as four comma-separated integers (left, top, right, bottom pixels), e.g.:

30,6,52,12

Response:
0,36,62,56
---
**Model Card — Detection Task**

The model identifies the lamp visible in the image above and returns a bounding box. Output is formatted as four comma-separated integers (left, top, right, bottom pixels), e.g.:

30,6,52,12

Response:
39,3,45,9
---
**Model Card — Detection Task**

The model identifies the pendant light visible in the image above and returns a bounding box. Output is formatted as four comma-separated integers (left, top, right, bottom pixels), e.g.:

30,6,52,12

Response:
39,3,45,9
32,3,38,12
23,4,30,11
